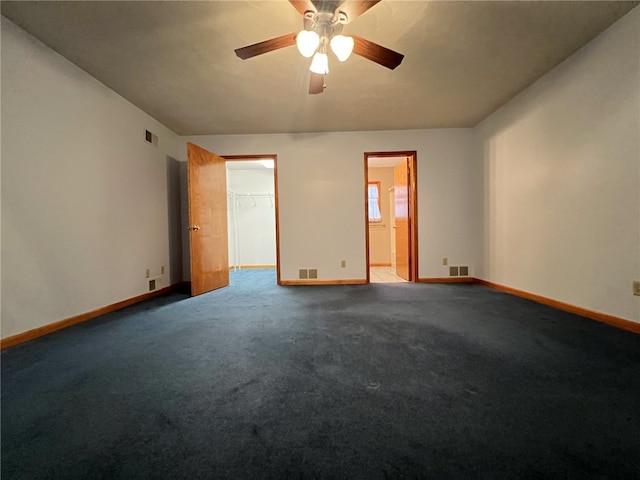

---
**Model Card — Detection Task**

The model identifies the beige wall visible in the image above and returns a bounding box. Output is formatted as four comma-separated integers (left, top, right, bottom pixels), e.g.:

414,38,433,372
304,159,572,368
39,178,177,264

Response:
1,17,183,339
183,129,478,283
368,167,395,265
475,7,639,323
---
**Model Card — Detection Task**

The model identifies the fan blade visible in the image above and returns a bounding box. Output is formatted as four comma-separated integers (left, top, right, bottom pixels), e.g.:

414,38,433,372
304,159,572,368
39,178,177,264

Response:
235,33,297,60
336,0,380,23
289,0,317,16
350,34,404,70
309,72,325,94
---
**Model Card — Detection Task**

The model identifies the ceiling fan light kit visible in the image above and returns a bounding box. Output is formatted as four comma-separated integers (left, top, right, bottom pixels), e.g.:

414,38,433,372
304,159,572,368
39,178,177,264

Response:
234,0,404,94
330,35,354,61
296,30,320,57
310,51,330,74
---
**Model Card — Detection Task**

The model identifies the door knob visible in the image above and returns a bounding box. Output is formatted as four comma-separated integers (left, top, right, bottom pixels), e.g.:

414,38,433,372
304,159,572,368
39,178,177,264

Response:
188,225,200,231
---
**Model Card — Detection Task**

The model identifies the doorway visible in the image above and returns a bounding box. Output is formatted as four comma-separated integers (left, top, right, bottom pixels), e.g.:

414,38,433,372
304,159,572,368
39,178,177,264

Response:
187,142,281,297
364,151,418,283
224,155,280,285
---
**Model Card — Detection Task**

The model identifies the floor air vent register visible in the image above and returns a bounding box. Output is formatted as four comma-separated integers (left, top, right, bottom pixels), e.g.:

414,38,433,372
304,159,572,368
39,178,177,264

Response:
450,266,469,277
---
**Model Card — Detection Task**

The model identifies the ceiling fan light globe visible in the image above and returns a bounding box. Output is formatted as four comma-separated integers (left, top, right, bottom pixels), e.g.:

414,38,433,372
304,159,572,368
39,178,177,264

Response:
330,35,354,62
296,30,320,58
309,52,329,74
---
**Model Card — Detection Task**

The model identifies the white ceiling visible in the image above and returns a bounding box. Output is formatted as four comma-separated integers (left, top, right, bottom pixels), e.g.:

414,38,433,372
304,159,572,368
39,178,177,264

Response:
2,1,637,136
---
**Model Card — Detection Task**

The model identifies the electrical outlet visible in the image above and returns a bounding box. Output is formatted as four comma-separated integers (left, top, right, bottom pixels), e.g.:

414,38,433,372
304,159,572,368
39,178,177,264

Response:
340,260,346,268
442,257,448,266
161,265,165,275
633,281,640,296
145,268,150,278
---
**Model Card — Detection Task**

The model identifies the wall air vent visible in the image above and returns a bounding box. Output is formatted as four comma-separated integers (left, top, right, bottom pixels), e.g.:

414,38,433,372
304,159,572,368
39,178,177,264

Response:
449,266,459,277
145,129,158,146
459,266,469,276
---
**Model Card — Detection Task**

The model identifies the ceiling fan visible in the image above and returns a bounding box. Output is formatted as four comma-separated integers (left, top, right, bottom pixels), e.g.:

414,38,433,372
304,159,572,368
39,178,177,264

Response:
234,0,404,94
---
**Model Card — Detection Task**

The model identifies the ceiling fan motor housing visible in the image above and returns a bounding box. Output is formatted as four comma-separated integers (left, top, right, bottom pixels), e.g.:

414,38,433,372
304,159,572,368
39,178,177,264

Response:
312,1,345,15
303,11,345,39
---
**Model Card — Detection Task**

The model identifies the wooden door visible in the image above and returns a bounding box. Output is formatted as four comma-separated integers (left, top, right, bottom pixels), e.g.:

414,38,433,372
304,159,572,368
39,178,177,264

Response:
394,159,410,280
187,142,229,296
389,188,396,268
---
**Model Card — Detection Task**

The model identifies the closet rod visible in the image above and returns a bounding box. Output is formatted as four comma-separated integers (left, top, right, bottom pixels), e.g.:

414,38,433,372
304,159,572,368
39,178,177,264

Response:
231,193,273,198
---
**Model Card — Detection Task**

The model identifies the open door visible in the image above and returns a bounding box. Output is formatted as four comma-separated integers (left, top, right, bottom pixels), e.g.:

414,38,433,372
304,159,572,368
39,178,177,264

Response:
187,142,229,296
389,188,396,268
365,151,418,283
394,159,411,280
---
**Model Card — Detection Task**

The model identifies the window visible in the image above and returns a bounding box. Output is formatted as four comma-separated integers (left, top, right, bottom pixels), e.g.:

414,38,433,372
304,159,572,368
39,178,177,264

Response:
368,182,382,222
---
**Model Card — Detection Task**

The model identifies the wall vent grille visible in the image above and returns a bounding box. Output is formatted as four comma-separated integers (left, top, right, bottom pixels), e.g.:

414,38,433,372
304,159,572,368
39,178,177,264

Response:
145,129,158,146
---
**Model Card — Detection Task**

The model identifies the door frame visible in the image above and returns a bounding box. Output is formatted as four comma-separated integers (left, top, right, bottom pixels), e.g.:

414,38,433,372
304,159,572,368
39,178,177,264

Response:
364,151,418,283
223,154,282,285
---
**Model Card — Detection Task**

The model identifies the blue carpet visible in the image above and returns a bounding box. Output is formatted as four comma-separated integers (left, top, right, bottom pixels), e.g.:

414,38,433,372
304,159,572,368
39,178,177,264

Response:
2,269,640,478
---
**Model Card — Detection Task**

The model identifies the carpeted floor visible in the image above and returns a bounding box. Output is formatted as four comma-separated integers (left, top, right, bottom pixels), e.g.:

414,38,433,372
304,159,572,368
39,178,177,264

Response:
2,269,640,479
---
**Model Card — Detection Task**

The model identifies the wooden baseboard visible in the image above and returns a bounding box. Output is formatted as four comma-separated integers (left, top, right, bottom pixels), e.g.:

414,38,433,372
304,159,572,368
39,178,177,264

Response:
418,277,474,283
8,277,634,350
370,263,392,267
474,278,640,335
1,285,177,350
279,279,368,286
